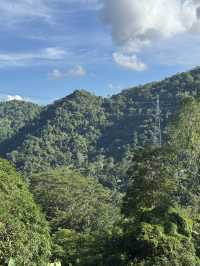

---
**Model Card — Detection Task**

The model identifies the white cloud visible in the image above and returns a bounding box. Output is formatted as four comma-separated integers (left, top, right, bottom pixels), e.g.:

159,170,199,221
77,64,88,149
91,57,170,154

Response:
0,93,40,103
0,1,52,24
0,94,25,102
6,95,24,101
67,65,86,77
100,0,200,70
42,48,66,60
48,65,87,80
113,53,147,71
0,47,66,67
0,0,101,26
48,69,63,79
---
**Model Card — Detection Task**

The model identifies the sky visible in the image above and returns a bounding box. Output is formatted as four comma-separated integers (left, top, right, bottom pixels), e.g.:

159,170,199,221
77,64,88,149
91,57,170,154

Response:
1,0,200,104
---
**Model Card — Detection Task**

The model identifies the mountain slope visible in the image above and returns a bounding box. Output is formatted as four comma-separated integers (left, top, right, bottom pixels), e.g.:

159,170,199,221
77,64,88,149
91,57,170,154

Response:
1,91,109,173
100,68,200,157
0,100,41,144
1,68,200,187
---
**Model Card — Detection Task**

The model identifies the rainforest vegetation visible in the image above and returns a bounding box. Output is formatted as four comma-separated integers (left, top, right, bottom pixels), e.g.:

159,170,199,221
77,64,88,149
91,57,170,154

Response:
2,69,200,265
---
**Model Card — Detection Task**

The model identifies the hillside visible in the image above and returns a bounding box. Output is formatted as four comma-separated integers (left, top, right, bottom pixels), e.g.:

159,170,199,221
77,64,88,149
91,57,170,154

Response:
1,68,200,188
0,100,41,144
1,96,200,265
103,68,200,156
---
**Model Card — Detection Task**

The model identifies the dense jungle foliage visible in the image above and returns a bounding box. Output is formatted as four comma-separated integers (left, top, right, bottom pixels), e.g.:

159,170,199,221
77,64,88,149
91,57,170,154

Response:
1,68,200,190
0,159,51,265
0,100,41,144
30,168,121,265
2,69,200,265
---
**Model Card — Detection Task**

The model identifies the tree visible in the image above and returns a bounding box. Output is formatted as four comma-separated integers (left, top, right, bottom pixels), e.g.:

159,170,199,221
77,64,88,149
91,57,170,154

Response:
120,98,200,265
122,206,199,265
121,145,200,265
122,146,175,217
0,159,51,265
167,97,200,209
29,167,121,265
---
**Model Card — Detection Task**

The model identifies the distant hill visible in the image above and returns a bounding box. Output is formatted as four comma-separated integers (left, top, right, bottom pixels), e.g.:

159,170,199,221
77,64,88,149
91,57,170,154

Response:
1,68,200,188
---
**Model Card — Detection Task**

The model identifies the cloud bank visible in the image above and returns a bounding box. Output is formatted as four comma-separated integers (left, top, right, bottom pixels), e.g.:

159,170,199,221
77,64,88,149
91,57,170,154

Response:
101,0,200,70
0,0,101,26
0,47,66,67
0,0,51,24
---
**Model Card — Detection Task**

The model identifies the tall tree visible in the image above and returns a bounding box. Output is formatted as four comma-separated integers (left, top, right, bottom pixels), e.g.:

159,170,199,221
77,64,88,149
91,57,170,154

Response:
29,167,121,265
120,98,200,265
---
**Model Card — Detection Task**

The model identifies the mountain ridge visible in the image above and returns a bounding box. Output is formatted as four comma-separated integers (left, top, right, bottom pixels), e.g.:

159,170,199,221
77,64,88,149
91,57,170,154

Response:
1,68,200,188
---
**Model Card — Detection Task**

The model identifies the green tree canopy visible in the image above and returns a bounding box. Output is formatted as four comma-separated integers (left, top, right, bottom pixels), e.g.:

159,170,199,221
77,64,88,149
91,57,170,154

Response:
120,98,200,265
30,167,120,234
2,68,200,191
29,168,121,265
168,97,200,209
0,158,51,265
122,146,176,217
122,206,199,266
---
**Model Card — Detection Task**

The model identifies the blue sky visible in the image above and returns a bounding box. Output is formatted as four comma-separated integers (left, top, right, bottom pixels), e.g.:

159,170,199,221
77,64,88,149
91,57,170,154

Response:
0,0,200,104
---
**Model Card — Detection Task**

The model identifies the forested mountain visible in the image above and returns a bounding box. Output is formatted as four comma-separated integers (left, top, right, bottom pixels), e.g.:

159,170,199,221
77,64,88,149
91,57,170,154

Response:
2,69,200,265
1,68,200,189
32,98,200,265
